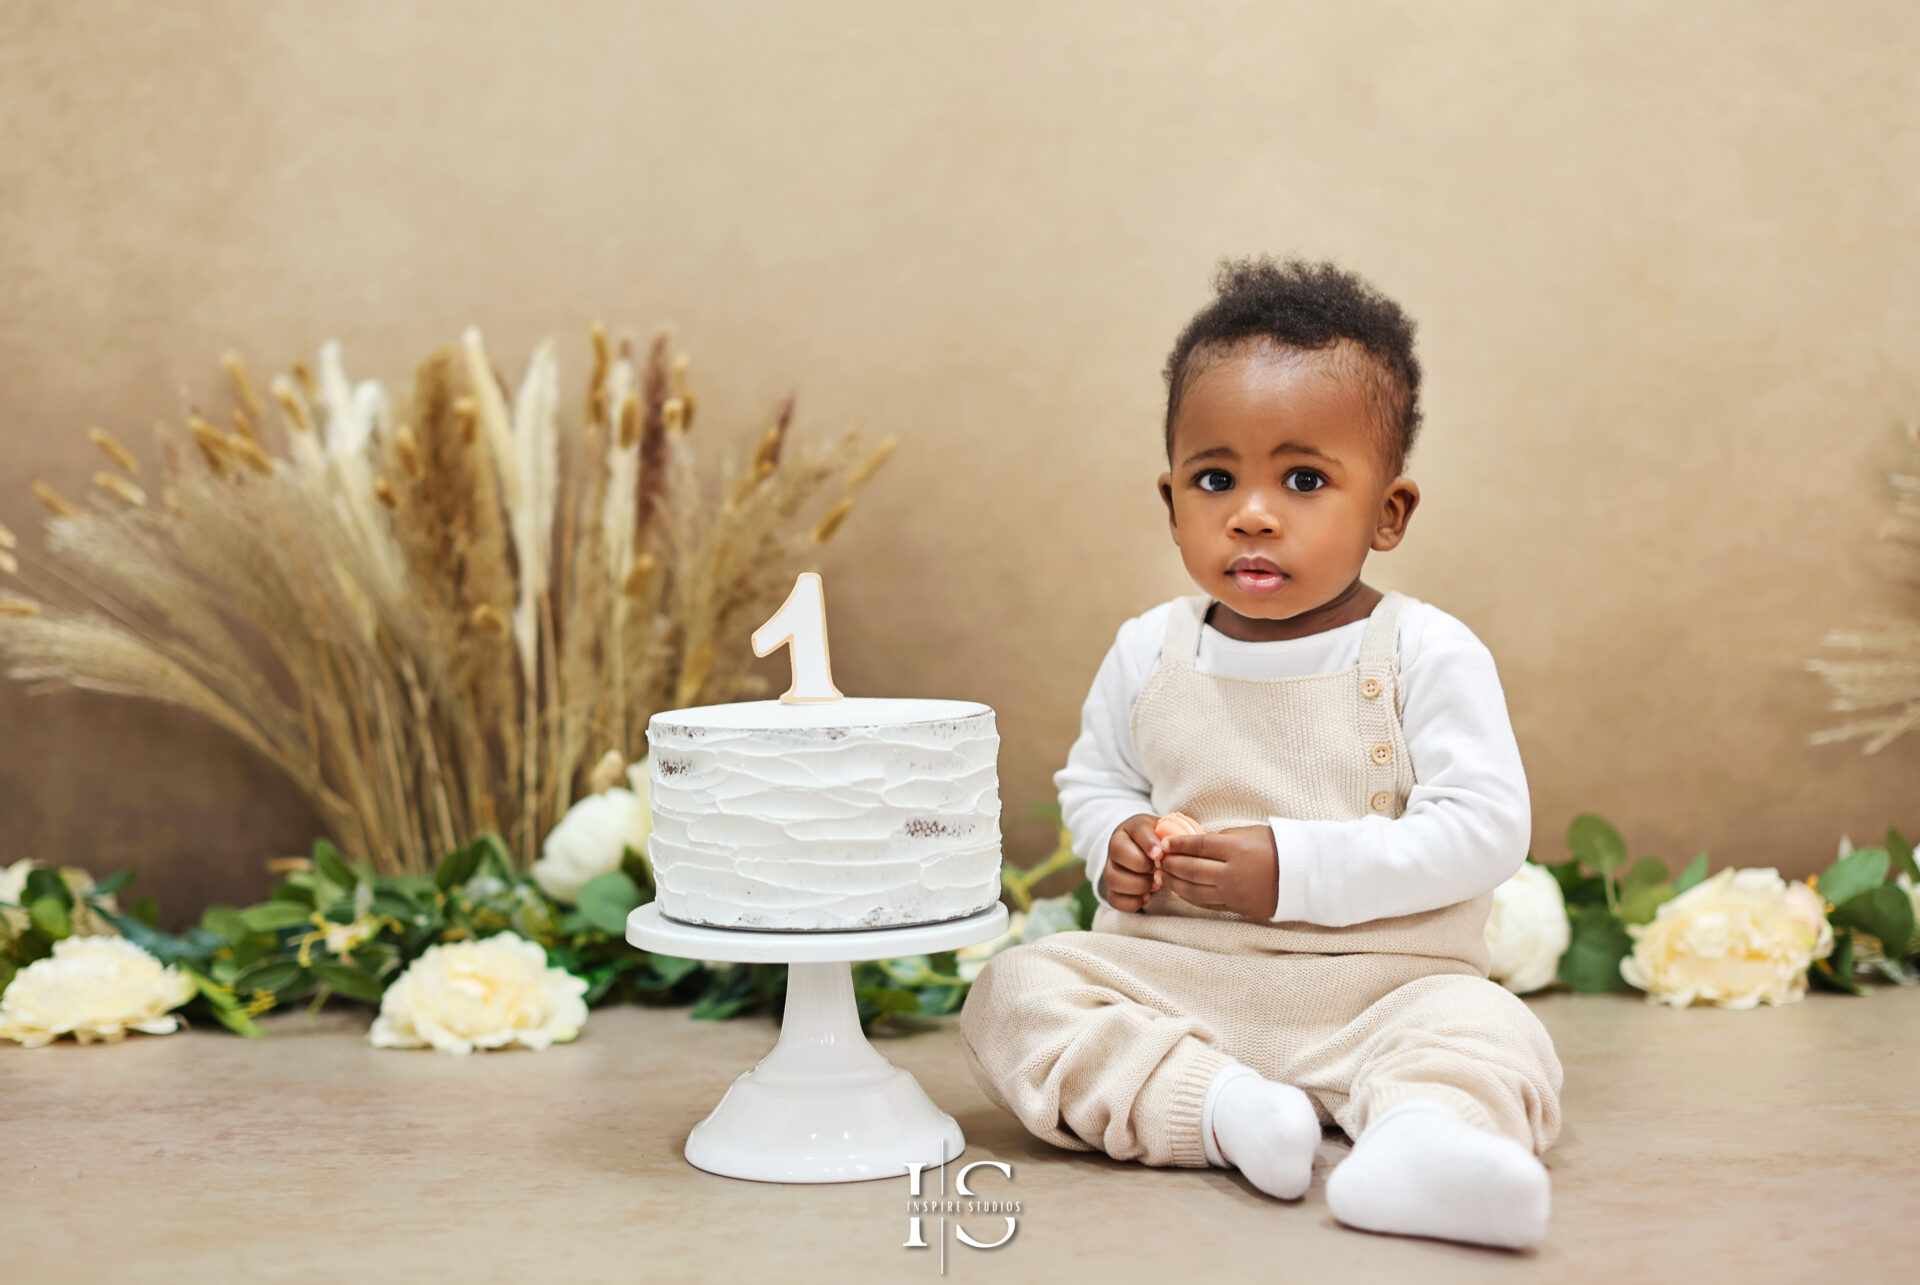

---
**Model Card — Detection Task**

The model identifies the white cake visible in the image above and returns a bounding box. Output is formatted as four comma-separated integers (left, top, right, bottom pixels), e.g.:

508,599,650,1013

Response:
644,697,1002,931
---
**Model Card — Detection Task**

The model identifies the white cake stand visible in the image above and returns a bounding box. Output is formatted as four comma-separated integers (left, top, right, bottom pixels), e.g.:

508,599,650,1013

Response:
627,900,1011,1184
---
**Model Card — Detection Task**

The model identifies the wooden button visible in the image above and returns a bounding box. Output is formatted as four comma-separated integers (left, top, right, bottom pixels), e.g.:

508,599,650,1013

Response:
1370,790,1392,812
1362,677,1382,699
1371,743,1392,764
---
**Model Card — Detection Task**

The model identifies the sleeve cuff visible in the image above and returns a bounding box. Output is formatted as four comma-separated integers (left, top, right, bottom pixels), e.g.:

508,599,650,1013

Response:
1268,818,1312,924
1086,820,1119,911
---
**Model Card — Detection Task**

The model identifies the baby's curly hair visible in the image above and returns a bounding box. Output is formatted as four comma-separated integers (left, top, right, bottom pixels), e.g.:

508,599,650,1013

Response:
1162,256,1422,478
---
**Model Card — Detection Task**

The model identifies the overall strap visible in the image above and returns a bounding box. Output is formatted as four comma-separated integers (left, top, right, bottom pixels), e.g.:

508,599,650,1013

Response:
1357,590,1412,716
1160,595,1210,672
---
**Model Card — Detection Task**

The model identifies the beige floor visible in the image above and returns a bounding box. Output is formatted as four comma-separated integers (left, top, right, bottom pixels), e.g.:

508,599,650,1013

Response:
9,982,1920,1283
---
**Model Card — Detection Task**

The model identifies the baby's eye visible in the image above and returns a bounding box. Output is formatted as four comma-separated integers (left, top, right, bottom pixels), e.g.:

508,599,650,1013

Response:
1285,469,1327,493
1194,469,1234,493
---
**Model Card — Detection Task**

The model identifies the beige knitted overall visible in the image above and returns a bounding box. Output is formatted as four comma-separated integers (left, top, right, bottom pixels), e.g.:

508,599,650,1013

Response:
959,591,1563,1168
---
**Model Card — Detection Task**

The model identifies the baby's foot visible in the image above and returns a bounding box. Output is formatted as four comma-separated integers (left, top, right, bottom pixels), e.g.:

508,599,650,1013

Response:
1325,1099,1550,1250
1203,1064,1320,1199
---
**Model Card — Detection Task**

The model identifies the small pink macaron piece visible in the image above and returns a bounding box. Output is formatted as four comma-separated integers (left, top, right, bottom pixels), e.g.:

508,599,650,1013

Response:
1153,811,1202,841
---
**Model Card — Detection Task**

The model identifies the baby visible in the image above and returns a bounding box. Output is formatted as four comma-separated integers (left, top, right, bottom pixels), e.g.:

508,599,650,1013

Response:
958,256,1563,1251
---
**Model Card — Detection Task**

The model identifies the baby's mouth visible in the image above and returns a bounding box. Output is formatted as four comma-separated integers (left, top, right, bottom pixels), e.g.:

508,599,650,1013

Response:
1228,557,1287,594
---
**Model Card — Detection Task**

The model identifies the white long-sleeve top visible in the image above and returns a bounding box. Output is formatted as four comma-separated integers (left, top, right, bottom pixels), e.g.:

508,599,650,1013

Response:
1053,596,1531,926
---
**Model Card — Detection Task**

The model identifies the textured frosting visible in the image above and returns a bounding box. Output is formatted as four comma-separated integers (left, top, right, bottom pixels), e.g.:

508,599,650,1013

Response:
645,698,1002,931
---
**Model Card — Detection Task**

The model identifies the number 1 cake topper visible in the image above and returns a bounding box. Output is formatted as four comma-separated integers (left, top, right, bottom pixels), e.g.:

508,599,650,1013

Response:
752,571,846,703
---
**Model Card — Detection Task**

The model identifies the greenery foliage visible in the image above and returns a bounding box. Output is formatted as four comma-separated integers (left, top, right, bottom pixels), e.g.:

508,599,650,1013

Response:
1539,812,1918,995
0,803,1093,1037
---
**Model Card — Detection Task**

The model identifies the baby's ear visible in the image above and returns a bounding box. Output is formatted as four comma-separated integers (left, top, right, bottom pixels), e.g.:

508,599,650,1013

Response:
1372,476,1419,549
1158,472,1176,526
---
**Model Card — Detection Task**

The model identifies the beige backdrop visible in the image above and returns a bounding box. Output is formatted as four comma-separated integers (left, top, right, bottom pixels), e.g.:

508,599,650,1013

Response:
3,2,1916,923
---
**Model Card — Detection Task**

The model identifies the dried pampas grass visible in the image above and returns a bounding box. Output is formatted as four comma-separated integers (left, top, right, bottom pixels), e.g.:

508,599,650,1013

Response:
0,328,893,874
1808,421,1920,754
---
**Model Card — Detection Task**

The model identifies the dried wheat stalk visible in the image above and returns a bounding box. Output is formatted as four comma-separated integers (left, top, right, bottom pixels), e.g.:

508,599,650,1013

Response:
0,327,894,874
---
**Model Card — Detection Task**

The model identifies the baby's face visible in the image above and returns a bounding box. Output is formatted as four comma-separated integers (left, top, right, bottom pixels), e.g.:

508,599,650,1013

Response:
1157,339,1417,629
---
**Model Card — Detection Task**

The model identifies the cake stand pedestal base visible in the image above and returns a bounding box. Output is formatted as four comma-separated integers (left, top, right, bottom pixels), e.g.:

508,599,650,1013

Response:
627,901,1011,1184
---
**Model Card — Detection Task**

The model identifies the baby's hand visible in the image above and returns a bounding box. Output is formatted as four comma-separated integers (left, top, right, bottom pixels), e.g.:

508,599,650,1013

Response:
1157,824,1281,921
1102,814,1163,913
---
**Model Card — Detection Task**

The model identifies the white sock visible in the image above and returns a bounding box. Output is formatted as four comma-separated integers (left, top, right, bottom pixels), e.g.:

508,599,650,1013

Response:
1325,1098,1551,1250
1200,1063,1320,1199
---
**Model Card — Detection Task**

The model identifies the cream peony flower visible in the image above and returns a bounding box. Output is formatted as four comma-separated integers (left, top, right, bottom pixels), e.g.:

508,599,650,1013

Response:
530,760,653,904
1620,867,1834,1009
0,936,196,1047
1484,862,1571,994
369,932,589,1055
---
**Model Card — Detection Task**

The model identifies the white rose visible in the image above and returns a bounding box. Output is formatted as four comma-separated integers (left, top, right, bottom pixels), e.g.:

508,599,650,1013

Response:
1620,867,1833,1009
531,779,652,904
1483,862,1571,994
369,932,589,1055
0,936,196,1048
955,910,1028,982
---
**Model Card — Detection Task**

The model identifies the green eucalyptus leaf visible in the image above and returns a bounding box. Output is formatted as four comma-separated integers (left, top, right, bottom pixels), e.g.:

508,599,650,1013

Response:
240,901,313,933
234,958,303,994
23,868,72,911
129,896,161,927
1831,884,1915,961
1544,857,1608,907
1619,857,1670,901
312,839,357,891
28,895,71,939
1810,931,1870,995
855,984,922,1019
577,871,644,936
1820,847,1891,908
201,906,253,947
473,832,516,882
183,968,263,1037
308,960,384,1002
230,935,276,969
1072,879,1097,929
1619,882,1676,926
1567,813,1629,877
210,957,240,985
88,869,136,898
369,890,419,921
269,883,316,909
646,953,703,986
1672,853,1710,895
1558,904,1633,993
434,843,482,892
1869,956,1919,985
88,903,216,966
1888,828,1919,883
349,941,400,978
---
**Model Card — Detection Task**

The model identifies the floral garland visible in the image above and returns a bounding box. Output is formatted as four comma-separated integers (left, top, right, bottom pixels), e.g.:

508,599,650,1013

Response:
2,801,1912,1051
